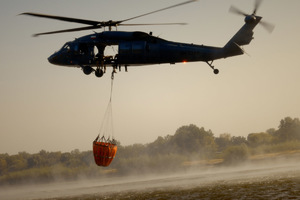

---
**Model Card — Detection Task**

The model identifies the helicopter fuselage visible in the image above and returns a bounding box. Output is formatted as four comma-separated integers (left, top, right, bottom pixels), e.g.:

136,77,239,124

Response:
48,31,237,69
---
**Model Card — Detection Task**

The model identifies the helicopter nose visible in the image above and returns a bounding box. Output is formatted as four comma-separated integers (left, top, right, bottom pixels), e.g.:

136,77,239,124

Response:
48,54,55,64
48,52,59,65
48,54,54,64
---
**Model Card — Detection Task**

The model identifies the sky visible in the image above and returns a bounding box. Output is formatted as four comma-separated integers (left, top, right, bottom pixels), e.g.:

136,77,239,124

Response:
1,0,300,155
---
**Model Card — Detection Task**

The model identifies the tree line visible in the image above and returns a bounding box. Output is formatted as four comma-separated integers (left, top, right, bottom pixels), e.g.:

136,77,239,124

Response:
1,117,300,185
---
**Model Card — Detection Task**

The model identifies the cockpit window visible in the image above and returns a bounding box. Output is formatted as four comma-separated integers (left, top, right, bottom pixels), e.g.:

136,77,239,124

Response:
60,42,71,51
62,44,70,50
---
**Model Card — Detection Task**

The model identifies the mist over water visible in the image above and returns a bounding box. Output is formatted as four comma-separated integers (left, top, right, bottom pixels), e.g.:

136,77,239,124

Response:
1,157,299,200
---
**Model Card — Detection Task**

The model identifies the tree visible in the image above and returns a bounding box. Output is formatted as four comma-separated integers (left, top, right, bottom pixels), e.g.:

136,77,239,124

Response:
276,117,300,141
247,132,273,147
231,136,247,146
266,128,276,135
223,144,249,165
0,154,8,175
215,133,232,151
147,135,170,155
27,154,42,168
47,152,62,166
6,154,28,172
170,124,216,156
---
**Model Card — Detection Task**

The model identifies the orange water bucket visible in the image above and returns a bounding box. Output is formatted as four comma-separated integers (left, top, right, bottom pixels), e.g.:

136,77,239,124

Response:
93,140,117,167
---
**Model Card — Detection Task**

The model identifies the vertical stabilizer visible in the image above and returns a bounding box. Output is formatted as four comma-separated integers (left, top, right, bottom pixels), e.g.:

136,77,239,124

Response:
223,16,262,58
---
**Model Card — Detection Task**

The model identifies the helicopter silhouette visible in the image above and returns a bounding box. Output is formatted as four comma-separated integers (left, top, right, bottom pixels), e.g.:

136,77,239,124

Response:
21,0,274,78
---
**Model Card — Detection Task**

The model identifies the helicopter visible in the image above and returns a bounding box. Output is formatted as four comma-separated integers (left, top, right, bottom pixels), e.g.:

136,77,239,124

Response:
21,0,274,78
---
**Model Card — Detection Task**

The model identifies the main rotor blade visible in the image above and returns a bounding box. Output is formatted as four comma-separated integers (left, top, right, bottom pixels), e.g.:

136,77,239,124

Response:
22,1,195,36
21,12,100,26
119,22,187,26
120,0,197,23
32,25,100,37
229,5,247,16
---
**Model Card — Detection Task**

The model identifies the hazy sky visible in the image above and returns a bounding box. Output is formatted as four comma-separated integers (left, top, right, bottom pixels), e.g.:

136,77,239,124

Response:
1,0,300,155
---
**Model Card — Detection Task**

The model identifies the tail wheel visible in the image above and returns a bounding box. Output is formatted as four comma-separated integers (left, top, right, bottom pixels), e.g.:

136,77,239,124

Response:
206,61,219,75
214,69,219,74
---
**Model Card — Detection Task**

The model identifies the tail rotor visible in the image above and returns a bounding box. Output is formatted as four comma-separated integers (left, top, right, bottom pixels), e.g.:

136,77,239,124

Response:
229,0,275,33
253,0,263,15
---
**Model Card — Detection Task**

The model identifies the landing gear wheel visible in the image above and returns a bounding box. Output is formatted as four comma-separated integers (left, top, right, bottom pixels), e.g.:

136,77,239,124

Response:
82,66,94,75
213,69,219,75
95,68,104,78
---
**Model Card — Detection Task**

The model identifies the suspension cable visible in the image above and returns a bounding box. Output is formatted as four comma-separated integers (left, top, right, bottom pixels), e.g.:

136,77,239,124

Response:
96,70,116,142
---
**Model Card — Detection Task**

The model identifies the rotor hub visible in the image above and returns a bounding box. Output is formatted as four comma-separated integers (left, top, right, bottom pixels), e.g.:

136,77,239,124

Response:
245,15,257,24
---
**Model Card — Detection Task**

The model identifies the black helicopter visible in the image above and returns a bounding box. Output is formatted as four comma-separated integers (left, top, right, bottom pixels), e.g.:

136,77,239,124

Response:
21,0,274,78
